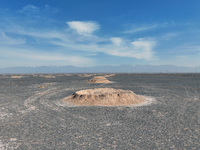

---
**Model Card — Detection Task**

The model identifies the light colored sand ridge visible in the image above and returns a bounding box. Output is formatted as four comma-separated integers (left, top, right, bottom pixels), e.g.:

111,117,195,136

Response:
10,76,24,79
78,74,93,77
104,74,115,78
63,88,145,106
88,76,112,83
40,75,56,78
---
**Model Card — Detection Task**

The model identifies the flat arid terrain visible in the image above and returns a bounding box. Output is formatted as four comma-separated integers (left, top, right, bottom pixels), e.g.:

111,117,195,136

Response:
0,74,199,149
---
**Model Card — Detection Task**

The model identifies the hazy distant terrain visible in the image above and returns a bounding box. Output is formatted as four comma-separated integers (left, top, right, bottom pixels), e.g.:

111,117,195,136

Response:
1,65,200,74
0,74,199,149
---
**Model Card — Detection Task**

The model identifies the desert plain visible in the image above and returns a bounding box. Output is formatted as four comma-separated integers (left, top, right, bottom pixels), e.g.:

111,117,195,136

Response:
0,73,199,149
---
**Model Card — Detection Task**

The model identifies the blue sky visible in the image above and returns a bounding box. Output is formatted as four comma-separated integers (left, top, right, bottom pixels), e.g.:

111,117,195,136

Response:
0,0,200,68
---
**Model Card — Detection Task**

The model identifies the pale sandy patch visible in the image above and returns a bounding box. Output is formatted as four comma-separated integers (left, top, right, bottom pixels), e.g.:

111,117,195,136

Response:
10,76,23,79
104,74,115,78
88,76,112,83
63,88,146,106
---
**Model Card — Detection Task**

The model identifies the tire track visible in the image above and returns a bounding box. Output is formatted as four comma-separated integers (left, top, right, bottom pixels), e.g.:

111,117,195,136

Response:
22,87,76,113
22,88,57,114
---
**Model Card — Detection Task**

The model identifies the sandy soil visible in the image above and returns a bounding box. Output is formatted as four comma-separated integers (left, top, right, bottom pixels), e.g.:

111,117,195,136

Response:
10,76,24,79
78,74,93,77
0,73,199,149
40,75,56,78
88,76,112,83
64,88,145,106
104,74,115,78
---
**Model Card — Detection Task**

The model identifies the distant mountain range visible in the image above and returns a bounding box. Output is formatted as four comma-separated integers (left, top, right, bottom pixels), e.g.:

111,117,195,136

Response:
0,65,200,74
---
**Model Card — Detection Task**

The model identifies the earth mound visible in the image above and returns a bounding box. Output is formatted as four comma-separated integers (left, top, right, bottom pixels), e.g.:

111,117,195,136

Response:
40,75,56,78
63,88,145,106
78,74,93,77
104,74,115,78
88,76,112,83
10,76,24,79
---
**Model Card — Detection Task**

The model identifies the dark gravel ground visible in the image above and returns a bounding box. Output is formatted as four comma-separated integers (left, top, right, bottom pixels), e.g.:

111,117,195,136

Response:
0,74,199,150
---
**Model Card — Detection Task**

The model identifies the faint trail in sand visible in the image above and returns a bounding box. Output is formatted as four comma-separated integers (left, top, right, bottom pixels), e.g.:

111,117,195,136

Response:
0,139,21,150
22,88,57,113
22,87,76,113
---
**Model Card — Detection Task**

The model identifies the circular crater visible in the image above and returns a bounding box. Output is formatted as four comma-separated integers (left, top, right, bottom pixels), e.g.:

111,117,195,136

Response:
63,88,146,106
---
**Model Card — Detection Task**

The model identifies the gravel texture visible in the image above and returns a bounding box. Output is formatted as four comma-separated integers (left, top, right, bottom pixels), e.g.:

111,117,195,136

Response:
0,73,199,149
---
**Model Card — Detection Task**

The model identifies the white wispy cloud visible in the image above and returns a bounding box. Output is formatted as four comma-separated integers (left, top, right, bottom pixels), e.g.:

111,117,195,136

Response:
166,44,200,53
110,37,123,46
0,32,26,45
0,47,93,67
105,38,156,60
66,21,99,36
123,22,177,34
131,38,156,59
50,34,156,60
0,5,158,68
18,5,39,14
124,24,158,34
1,21,156,61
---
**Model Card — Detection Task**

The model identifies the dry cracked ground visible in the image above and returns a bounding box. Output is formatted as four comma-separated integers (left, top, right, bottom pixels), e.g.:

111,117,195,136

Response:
0,74,199,149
